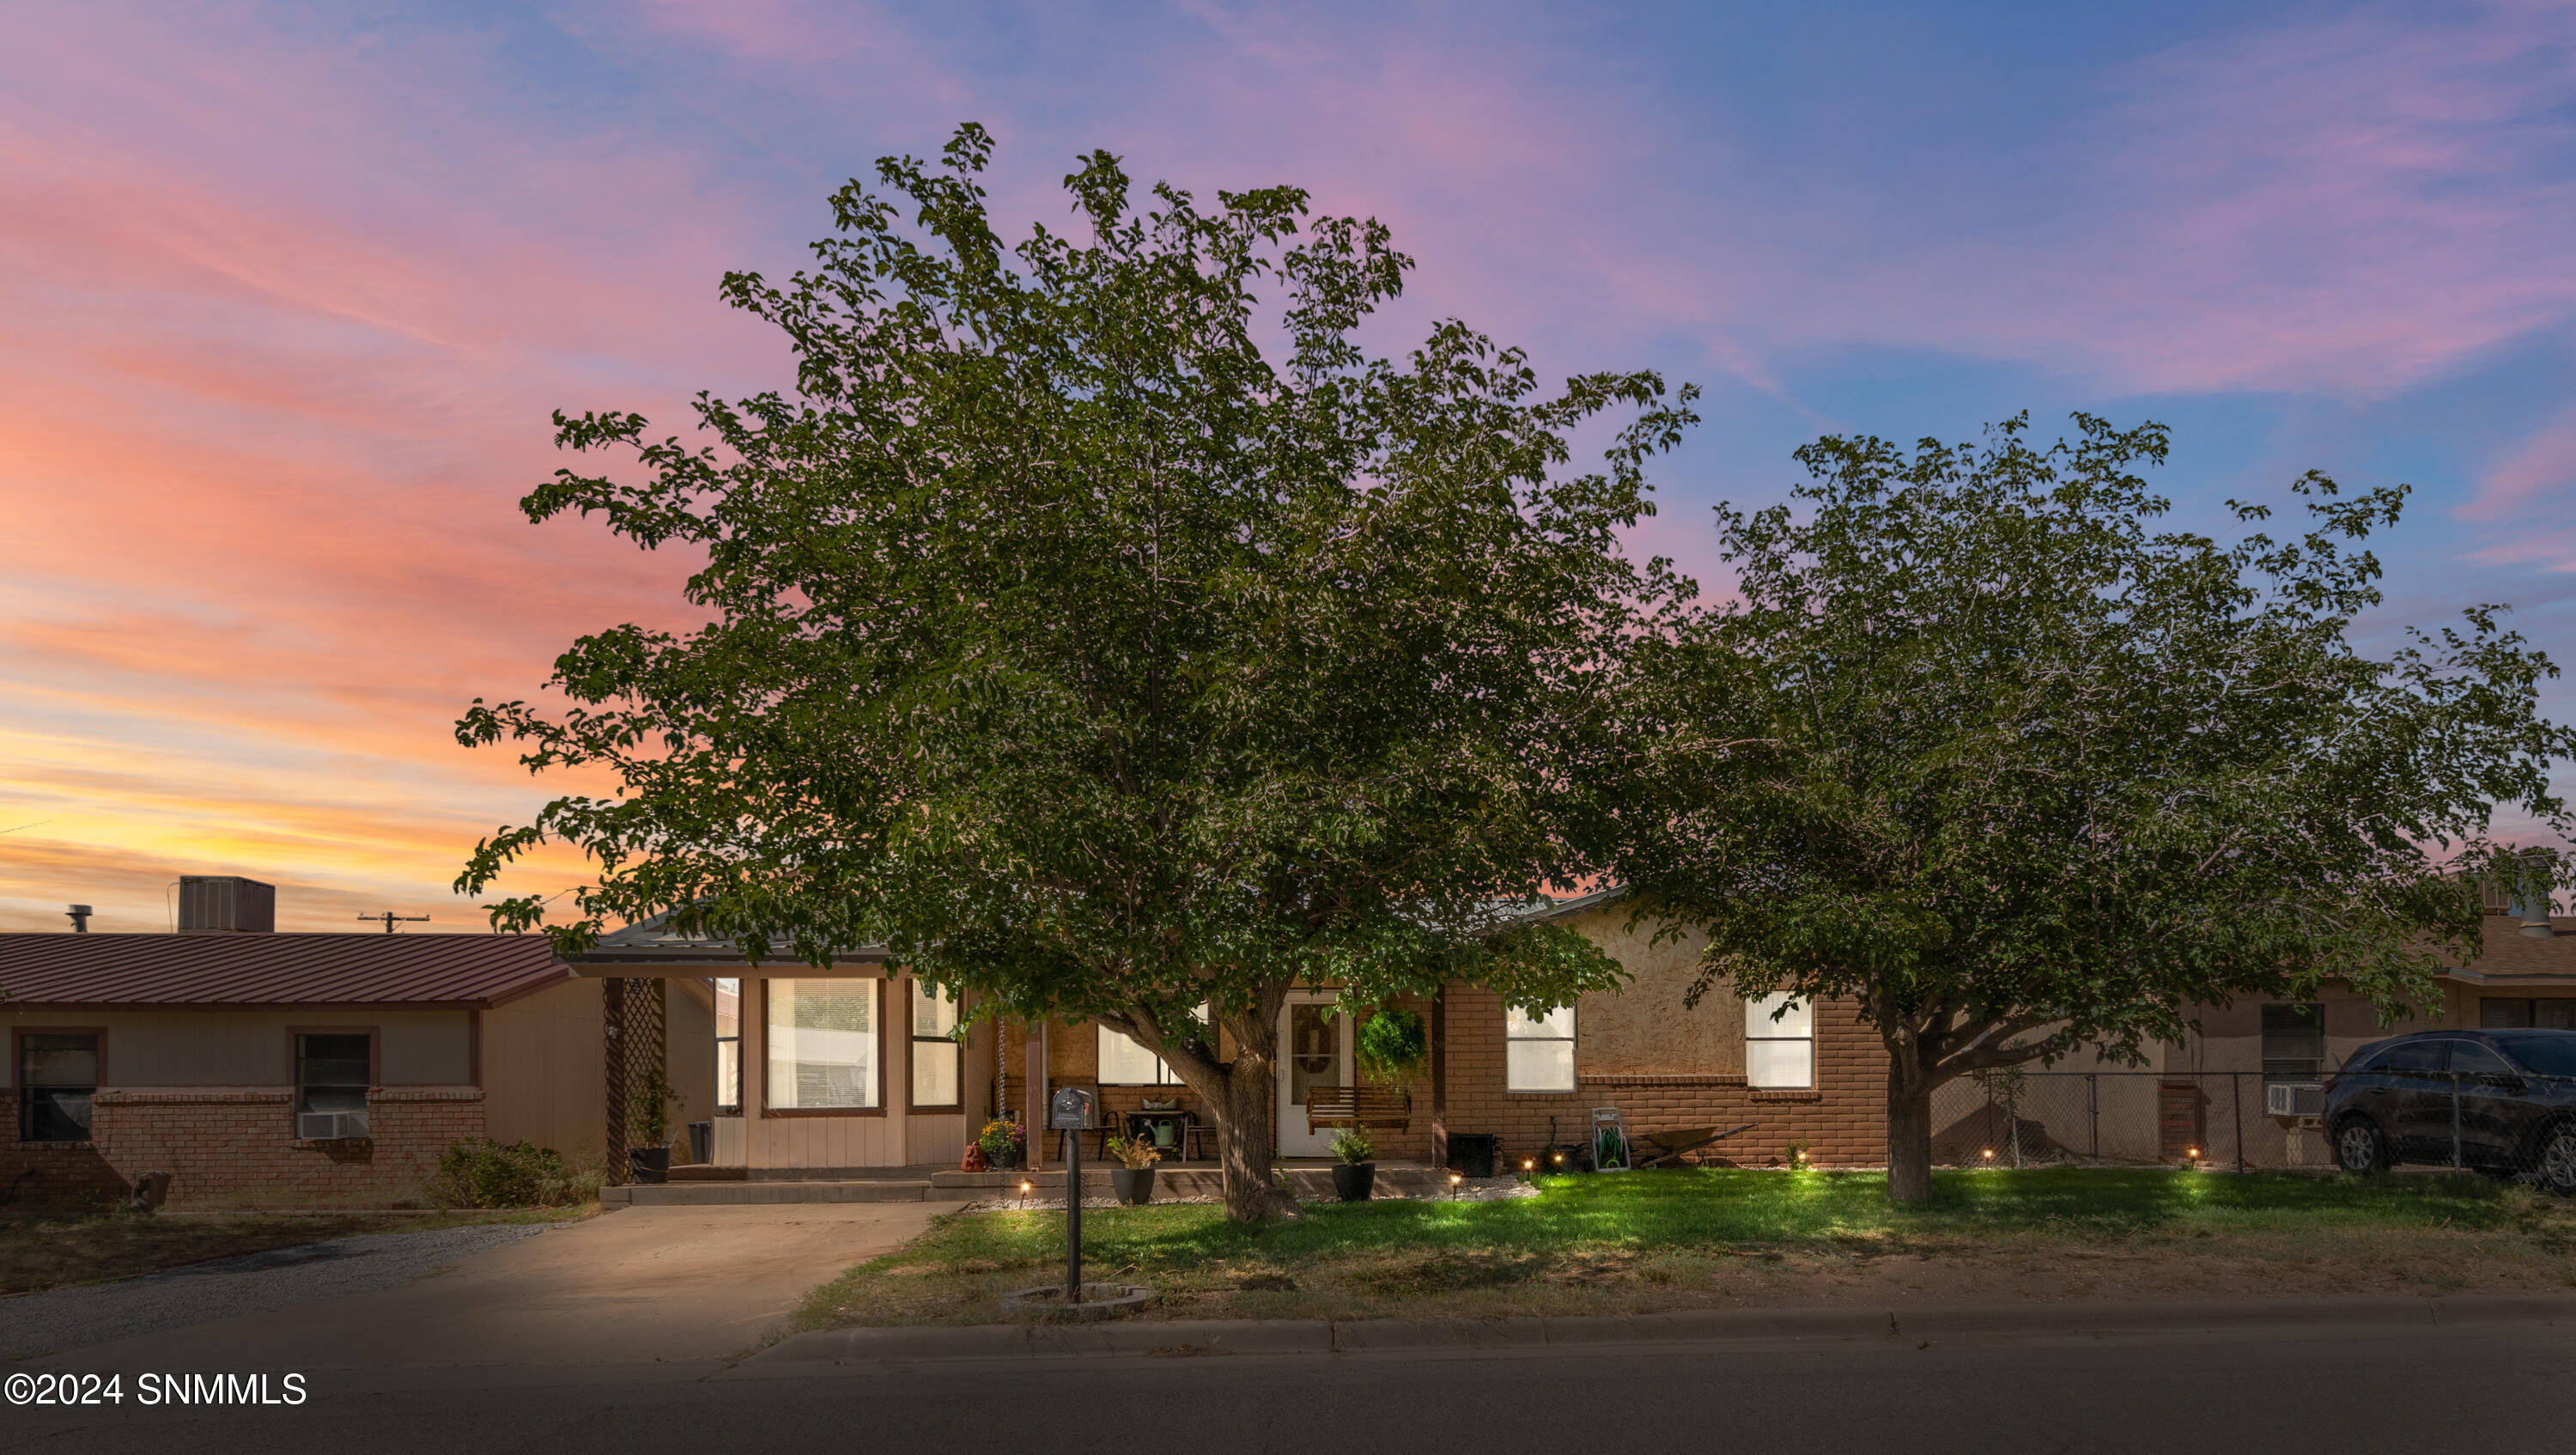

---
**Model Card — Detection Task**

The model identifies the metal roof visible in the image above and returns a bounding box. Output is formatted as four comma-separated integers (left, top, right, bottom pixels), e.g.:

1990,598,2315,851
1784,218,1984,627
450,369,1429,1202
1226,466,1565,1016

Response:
0,933,575,1008
562,916,889,973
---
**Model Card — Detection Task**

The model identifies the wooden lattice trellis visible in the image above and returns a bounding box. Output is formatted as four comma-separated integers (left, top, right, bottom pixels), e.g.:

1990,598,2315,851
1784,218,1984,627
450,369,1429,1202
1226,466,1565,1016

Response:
603,977,667,1185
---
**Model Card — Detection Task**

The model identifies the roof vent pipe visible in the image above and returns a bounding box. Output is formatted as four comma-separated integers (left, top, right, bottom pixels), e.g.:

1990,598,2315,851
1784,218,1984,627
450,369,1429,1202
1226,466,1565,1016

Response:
65,904,91,933
2510,891,2557,939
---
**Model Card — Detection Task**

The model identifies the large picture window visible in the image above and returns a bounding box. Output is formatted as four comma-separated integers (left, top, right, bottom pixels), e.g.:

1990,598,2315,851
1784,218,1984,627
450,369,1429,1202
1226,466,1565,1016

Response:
1504,1005,1576,1092
1097,1006,1208,1087
17,1032,98,1142
1745,993,1814,1088
910,979,961,1108
714,978,742,1115
768,979,880,1111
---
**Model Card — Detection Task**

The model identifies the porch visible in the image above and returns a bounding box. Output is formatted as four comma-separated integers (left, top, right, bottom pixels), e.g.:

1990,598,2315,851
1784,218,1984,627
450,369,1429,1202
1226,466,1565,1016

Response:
601,1160,1461,1207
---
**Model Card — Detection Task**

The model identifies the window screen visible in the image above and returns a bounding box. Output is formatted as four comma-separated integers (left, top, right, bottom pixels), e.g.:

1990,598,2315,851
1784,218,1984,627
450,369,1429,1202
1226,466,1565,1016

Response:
910,979,961,1107
2481,998,2576,1031
17,1033,97,1142
714,977,742,1115
1746,993,1814,1089
768,979,879,1110
2260,1003,2325,1084
1505,1005,1576,1092
295,1033,371,1115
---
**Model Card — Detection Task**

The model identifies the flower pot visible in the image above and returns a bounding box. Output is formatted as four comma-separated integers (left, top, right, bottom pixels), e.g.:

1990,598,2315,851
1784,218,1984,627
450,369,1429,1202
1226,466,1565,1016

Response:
629,1147,671,1184
1332,1160,1376,1202
1111,1166,1157,1206
982,1142,1023,1171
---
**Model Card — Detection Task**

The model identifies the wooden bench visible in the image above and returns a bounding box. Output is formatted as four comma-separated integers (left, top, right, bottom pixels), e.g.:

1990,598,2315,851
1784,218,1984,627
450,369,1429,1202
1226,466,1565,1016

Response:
1305,1084,1413,1134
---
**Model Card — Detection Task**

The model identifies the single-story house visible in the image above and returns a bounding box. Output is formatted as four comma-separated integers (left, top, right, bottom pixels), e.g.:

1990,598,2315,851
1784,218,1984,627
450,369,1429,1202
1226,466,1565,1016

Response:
567,891,1893,1177
1,928,711,1208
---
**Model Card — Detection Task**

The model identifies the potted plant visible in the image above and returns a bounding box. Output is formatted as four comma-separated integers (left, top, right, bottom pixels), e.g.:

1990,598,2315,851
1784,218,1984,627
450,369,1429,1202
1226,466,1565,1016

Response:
1331,1127,1376,1202
629,1062,680,1184
977,1117,1026,1171
1106,1136,1160,1205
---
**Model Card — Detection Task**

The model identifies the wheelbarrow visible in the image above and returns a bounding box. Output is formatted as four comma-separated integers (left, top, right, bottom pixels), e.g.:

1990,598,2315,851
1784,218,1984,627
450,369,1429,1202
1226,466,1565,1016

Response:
1627,1123,1754,1169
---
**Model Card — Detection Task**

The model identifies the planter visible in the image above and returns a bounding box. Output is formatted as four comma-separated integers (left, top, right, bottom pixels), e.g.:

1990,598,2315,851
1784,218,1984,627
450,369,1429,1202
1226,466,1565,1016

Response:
981,1142,1024,1171
629,1147,671,1184
1110,1166,1157,1206
1332,1160,1376,1202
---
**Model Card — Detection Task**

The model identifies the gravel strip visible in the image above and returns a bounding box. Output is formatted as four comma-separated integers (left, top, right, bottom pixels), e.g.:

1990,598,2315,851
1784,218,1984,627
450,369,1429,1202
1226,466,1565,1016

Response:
1,1221,549,1361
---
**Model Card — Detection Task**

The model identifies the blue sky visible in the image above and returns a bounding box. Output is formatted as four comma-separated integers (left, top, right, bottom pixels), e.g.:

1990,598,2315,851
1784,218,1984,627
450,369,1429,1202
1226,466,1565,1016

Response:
2,1,2570,927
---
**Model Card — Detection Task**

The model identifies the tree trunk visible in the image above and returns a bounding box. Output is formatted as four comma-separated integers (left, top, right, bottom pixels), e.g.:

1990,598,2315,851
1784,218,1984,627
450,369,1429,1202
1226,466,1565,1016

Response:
1885,1058,1935,1203
1139,992,1300,1223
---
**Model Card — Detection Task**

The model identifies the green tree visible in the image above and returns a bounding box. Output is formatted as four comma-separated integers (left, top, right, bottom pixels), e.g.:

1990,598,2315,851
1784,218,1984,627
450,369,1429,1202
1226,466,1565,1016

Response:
1611,414,2573,1202
456,125,1691,1220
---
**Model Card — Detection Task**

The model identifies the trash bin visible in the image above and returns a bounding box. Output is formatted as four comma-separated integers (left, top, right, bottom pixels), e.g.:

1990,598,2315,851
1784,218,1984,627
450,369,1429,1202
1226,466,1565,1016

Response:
687,1121,713,1166
1446,1133,1498,1179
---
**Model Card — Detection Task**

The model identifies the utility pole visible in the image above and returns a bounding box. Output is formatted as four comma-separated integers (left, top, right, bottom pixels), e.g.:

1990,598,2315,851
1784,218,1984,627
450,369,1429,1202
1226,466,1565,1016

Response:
359,913,430,934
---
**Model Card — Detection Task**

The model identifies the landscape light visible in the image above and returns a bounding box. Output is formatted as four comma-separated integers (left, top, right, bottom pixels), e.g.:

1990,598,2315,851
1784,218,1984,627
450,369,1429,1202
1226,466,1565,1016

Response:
1981,1148,1995,1160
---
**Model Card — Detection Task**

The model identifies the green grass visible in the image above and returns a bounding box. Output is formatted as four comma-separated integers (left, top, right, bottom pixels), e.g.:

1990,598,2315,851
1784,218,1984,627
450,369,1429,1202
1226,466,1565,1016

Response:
802,1168,2576,1328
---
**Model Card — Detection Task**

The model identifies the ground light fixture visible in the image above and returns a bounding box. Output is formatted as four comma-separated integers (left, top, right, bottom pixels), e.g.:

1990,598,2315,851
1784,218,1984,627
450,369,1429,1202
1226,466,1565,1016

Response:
1449,1172,1463,1199
1981,1148,1996,1161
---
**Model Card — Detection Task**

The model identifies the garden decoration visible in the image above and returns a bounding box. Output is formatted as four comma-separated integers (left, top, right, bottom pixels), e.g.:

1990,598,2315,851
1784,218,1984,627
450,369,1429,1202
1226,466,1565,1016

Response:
1107,1135,1161,1205
1330,1126,1376,1202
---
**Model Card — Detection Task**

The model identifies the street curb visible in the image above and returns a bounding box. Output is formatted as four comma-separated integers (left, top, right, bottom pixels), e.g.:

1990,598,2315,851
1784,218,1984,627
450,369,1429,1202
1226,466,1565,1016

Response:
735,1293,2576,1369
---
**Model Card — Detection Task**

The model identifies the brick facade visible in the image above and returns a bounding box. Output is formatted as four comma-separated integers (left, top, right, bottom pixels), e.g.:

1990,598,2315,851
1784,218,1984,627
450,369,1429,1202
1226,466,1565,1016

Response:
2,1087,484,1209
1415,985,1890,1169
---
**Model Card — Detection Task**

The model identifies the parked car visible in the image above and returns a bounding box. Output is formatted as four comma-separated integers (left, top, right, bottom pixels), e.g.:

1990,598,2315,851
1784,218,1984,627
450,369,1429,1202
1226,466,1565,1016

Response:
2324,1028,2576,1192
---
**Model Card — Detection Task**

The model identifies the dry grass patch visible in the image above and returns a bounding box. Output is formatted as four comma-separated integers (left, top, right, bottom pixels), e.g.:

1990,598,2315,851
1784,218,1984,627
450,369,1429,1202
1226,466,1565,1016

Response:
0,1207,588,1297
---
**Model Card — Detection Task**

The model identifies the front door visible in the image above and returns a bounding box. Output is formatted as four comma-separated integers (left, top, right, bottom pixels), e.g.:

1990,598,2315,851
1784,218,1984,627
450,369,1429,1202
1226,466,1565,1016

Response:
1276,995,1353,1158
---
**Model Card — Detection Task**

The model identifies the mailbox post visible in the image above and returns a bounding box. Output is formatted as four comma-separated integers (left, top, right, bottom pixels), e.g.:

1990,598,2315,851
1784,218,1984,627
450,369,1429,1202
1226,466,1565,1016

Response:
1048,1087,1092,1303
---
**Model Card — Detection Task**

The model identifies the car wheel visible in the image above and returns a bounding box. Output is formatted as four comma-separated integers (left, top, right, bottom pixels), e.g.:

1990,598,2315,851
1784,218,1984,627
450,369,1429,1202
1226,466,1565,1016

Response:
2537,1124,2576,1196
2335,1117,2390,1174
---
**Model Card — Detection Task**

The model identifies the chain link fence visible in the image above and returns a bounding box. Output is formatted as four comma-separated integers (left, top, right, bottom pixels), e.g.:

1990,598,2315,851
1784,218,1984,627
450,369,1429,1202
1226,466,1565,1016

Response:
1929,1068,2576,1186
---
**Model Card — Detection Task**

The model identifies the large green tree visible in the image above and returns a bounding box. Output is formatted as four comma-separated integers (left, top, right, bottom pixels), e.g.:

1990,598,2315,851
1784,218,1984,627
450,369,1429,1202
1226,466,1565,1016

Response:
456,125,1692,1220
1610,414,2573,1202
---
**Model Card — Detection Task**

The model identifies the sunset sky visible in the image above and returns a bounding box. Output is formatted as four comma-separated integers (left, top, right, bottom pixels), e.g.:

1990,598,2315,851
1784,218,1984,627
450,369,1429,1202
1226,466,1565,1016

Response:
3,1,2573,932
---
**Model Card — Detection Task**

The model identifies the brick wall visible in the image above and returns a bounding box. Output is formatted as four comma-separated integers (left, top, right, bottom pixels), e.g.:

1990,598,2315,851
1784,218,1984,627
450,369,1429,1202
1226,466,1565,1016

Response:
0,1087,486,1208
1427,985,1891,1168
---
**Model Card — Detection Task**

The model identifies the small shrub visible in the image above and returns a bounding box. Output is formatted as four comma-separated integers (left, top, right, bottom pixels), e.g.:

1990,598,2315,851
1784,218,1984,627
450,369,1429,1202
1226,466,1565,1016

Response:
430,1139,590,1208
1106,1136,1161,1170
1332,1127,1376,1165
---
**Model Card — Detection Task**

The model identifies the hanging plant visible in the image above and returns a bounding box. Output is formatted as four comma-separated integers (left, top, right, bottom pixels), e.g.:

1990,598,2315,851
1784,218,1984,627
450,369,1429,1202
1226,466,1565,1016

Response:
1356,1007,1429,1086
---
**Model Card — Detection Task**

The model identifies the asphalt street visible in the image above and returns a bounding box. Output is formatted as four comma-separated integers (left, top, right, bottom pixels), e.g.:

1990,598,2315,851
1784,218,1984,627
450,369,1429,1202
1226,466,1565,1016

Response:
10,1311,2570,1455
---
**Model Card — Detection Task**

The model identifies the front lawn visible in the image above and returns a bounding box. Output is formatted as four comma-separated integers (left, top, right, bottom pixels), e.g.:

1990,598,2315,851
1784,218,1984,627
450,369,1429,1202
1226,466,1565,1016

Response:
0,1206,589,1297
803,1168,2576,1328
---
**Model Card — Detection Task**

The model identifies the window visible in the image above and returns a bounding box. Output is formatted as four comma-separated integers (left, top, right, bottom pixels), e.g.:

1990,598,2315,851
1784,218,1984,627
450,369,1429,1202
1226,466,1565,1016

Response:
1505,1004,1576,1092
767,979,879,1111
2260,1003,2325,1084
295,1033,371,1115
2378,1039,2446,1074
1746,993,1814,1088
910,979,961,1108
2450,1040,2515,1079
714,978,742,1115
18,1032,97,1142
1097,1007,1207,1087
2481,998,2576,1031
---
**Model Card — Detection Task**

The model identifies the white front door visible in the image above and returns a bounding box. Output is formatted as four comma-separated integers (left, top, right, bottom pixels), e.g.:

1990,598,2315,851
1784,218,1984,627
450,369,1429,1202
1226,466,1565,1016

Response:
1276,995,1353,1158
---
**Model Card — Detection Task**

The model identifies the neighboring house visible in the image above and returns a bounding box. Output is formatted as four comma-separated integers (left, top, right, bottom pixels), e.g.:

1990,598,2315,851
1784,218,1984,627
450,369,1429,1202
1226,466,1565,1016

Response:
1,928,711,1208
570,890,1894,1176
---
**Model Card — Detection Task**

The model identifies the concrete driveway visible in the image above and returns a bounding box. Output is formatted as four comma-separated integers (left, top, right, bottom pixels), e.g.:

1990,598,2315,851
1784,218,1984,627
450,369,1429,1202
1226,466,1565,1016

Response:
36,1203,938,1373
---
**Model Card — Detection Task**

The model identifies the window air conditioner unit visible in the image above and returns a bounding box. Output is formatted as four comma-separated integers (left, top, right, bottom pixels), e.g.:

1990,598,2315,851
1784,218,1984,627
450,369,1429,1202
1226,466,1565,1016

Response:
2264,1083,2325,1117
297,1111,370,1141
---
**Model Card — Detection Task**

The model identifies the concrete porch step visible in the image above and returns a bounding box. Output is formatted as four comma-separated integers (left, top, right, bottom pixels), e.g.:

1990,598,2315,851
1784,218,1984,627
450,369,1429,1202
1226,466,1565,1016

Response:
602,1179,978,1208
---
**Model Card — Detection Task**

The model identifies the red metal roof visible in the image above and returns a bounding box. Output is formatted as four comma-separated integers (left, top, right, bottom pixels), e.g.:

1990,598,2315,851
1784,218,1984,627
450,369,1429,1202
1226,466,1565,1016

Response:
0,933,574,1008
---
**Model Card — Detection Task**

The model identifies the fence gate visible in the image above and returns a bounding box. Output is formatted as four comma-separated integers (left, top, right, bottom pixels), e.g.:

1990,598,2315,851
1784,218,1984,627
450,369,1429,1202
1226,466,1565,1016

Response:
602,977,667,1185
